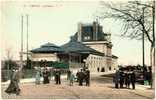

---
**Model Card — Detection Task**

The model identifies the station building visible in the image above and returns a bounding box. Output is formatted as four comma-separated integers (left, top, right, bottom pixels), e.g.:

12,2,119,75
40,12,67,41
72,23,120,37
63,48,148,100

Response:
30,21,118,72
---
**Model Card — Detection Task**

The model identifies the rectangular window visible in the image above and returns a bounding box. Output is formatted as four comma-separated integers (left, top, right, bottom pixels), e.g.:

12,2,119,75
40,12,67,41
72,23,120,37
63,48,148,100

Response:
84,36,90,40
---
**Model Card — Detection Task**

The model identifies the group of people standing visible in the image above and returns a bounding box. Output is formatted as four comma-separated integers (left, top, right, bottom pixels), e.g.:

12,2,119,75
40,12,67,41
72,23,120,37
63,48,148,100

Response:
67,68,90,86
113,67,136,89
36,66,91,87
5,64,91,96
35,66,62,85
76,68,90,86
143,67,152,86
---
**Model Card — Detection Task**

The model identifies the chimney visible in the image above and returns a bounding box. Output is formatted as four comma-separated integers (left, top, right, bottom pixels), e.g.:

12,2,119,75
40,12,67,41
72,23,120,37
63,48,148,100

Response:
93,20,98,41
78,23,82,42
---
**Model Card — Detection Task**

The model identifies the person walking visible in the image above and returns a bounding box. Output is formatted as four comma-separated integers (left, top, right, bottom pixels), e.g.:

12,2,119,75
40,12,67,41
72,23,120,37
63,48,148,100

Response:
5,67,20,95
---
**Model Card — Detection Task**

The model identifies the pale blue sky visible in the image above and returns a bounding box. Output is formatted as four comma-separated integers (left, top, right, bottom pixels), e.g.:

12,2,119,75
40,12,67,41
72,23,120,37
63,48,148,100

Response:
1,1,150,65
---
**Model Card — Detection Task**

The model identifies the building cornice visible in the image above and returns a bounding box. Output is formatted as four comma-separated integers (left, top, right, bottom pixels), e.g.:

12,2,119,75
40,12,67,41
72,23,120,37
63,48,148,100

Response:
82,41,112,45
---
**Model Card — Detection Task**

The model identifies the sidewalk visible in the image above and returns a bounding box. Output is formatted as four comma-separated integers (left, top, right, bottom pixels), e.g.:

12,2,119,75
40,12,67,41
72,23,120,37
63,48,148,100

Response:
91,71,155,99
2,71,154,92
2,71,114,85
129,84,155,99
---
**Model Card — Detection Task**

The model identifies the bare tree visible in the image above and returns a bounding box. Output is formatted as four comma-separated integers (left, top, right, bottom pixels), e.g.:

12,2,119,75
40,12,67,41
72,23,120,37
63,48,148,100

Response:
5,47,13,61
4,48,14,80
99,1,155,88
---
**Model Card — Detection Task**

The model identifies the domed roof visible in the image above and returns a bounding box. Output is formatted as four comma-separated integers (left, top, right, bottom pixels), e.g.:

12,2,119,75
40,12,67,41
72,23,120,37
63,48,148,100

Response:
31,42,64,53
41,42,58,48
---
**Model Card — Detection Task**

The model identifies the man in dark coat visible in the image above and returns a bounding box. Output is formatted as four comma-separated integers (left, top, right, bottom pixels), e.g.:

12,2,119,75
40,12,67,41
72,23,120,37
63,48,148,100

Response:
119,69,124,88
143,67,148,85
85,69,90,86
113,70,120,88
79,69,85,86
67,70,71,80
43,67,50,84
55,69,61,84
58,70,61,84
125,70,131,89
76,71,80,82
147,67,152,87
130,69,136,89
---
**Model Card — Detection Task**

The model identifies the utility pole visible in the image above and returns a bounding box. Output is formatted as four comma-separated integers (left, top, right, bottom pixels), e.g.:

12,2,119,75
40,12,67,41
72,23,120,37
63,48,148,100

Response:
20,15,24,71
26,14,29,69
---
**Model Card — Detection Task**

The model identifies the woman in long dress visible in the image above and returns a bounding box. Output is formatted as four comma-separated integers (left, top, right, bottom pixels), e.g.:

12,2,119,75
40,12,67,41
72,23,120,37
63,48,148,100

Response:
69,71,75,86
35,66,41,85
5,68,20,95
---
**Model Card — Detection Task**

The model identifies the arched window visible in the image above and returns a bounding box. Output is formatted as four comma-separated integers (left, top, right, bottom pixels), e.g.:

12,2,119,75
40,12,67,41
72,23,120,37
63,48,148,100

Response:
97,67,100,72
109,67,111,71
101,67,105,72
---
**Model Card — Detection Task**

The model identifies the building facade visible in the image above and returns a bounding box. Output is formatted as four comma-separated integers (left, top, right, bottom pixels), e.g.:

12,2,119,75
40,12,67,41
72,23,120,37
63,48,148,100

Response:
73,21,118,72
30,21,118,72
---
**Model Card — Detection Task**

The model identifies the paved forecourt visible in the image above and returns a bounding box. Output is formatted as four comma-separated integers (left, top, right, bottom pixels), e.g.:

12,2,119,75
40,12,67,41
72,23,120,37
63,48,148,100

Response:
1,78,154,99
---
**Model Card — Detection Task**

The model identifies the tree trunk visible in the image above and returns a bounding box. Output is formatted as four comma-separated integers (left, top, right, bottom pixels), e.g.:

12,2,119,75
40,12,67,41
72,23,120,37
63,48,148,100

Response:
151,0,155,89
151,45,155,89
152,46,155,89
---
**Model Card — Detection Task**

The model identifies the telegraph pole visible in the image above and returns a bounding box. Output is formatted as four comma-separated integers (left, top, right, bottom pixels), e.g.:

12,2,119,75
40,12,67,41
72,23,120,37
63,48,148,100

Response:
20,15,24,71
26,14,29,68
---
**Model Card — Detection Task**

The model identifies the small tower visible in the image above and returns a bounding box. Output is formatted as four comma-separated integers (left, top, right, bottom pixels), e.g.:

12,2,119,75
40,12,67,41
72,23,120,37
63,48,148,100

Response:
93,17,99,41
77,22,82,42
